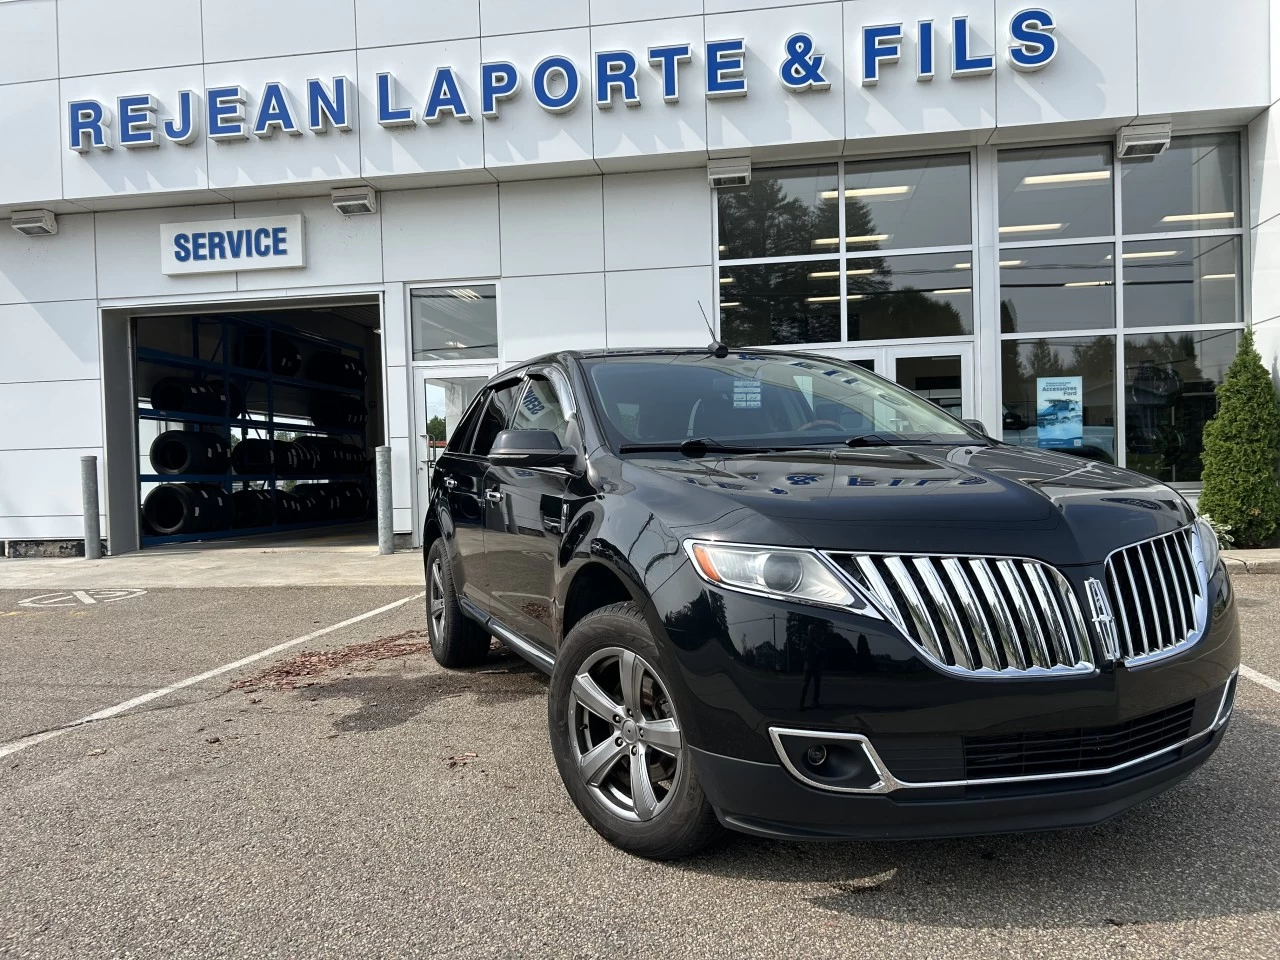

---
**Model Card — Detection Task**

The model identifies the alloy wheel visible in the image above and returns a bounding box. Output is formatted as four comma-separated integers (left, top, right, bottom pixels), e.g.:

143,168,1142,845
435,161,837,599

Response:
568,647,684,822
429,558,446,643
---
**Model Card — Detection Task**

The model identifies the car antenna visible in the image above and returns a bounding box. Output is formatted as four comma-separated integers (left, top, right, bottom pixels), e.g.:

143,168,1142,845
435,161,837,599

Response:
698,301,729,359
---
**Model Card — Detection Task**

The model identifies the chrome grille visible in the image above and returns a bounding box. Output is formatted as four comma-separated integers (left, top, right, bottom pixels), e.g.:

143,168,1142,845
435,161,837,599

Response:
1104,527,1207,664
828,553,1094,675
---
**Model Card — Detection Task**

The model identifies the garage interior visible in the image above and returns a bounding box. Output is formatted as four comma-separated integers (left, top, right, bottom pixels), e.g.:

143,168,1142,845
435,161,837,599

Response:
122,299,383,550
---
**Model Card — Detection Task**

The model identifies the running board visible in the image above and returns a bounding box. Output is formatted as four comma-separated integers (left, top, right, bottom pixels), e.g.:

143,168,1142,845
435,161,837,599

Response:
458,597,556,674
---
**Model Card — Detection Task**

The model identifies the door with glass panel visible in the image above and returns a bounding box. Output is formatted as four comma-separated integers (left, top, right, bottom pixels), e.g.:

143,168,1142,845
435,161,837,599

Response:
826,345,975,424
412,368,495,545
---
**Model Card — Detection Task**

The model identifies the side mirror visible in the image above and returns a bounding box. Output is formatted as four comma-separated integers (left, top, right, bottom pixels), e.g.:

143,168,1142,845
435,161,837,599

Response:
963,418,991,437
489,429,577,469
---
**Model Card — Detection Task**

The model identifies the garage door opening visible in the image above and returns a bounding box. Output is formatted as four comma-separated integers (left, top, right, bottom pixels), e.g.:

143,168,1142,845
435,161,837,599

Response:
128,300,383,549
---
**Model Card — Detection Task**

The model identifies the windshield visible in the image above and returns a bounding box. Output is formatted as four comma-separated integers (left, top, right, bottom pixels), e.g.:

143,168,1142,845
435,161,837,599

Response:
582,353,978,450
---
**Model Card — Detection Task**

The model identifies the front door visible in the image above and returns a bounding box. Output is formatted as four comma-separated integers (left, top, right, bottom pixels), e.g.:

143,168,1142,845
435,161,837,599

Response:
828,344,975,421
412,366,494,554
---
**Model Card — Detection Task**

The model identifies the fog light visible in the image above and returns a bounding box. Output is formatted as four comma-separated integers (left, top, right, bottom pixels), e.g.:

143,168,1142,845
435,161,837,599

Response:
805,744,827,767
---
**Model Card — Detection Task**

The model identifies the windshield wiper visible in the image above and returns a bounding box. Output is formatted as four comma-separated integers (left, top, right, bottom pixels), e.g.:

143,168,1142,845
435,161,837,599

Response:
618,438,780,457
844,433,902,448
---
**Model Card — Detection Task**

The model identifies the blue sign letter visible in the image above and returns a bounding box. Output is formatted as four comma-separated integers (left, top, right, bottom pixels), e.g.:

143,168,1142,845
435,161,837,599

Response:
424,66,473,123
647,44,692,102
778,34,830,92
596,50,640,108
706,39,747,98
117,94,158,148
308,76,352,133
1008,8,1057,71
532,56,581,113
862,24,903,85
253,82,301,138
376,72,415,127
163,90,200,144
480,62,521,118
953,16,995,77
68,99,112,152
918,20,935,81
207,86,248,141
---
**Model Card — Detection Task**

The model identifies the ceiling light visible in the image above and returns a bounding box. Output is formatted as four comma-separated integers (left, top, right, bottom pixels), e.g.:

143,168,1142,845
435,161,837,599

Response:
1161,212,1235,223
720,276,734,285
808,270,841,279
719,301,741,308
1021,171,1111,186
846,234,890,245
999,223,1065,234
999,260,1025,267
954,262,972,270
805,296,841,303
848,295,866,301
1064,281,1113,288
932,288,971,295
820,185,913,200
10,209,58,236
1106,250,1181,261
1201,273,1237,280
330,185,377,215
718,244,727,253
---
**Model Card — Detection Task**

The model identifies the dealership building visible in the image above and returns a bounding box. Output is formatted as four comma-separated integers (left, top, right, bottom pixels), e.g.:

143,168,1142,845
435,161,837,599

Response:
0,0,1278,553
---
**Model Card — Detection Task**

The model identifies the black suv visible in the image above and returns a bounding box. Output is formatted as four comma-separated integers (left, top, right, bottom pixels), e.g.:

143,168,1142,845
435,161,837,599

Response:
421,349,1239,859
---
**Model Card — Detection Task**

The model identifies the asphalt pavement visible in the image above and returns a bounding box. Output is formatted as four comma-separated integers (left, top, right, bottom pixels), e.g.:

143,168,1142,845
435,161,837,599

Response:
0,570,1277,959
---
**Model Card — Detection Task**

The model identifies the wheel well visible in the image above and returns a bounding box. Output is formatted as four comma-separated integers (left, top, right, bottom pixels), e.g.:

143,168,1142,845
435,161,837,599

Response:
562,563,634,639
422,516,442,554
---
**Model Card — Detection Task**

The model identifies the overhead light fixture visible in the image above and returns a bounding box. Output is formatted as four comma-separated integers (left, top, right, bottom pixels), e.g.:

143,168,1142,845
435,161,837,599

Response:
1161,212,1235,223
1118,121,1172,159
1107,250,1181,261
1064,280,1113,288
953,262,972,270
10,209,58,236
805,295,840,304
330,185,377,215
719,301,742,308
719,276,734,285
848,294,866,301
809,270,842,279
1021,171,1111,187
999,260,1025,267
846,234,890,245
1201,273,1237,280
846,268,876,277
708,158,751,189
821,185,913,200
448,287,481,301
718,244,727,253
999,223,1065,235
932,288,972,295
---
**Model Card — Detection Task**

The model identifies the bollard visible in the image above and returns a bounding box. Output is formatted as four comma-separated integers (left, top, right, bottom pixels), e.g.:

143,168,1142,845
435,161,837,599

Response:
376,445,394,555
81,455,102,560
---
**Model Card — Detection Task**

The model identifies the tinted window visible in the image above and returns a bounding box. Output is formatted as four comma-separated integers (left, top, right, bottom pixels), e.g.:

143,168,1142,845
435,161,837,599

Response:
1001,336,1117,463
717,164,839,260
411,286,498,361
846,252,974,340
469,381,522,456
447,392,488,453
844,154,971,251
512,376,570,445
1122,237,1241,328
585,354,973,448
1121,134,1240,235
998,144,1114,241
1000,244,1116,334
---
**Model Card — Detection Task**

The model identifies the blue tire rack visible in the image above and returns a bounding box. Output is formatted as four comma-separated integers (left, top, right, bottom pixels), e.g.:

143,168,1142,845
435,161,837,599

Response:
135,311,370,546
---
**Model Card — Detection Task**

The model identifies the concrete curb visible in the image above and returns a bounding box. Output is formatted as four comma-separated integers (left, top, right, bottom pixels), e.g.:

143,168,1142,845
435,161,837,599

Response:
1223,555,1280,575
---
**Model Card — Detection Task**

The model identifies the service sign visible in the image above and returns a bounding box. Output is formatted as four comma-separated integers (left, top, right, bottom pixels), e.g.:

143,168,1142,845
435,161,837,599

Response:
159,215,305,276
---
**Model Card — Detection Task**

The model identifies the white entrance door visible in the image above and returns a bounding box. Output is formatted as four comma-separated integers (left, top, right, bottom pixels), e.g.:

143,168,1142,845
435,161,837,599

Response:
412,365,495,543
826,343,976,422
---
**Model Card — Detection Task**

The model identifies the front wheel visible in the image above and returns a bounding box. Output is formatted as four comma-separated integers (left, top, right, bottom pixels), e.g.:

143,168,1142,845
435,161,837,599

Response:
547,602,722,860
425,540,488,668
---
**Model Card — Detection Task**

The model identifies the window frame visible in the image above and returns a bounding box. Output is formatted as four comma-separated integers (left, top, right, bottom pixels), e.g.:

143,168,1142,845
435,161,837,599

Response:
465,375,525,458
992,130,1248,486
406,280,504,368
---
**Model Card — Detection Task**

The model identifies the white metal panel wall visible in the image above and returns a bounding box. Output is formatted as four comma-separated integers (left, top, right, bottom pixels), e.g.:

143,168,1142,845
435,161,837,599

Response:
1249,9,1280,376
0,0,58,85
0,213,102,541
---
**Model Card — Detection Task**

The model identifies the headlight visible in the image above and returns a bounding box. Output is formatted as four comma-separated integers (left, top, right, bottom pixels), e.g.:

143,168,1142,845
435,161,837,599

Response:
685,540,880,616
1195,517,1221,574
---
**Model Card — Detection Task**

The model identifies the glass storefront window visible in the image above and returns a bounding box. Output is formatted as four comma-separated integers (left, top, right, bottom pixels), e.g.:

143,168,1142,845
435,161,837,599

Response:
1122,237,1242,328
720,260,841,346
999,244,1115,334
1001,336,1118,463
846,253,973,340
843,154,971,251
998,144,1114,241
1121,133,1241,235
717,164,839,260
1124,330,1239,483
411,285,498,361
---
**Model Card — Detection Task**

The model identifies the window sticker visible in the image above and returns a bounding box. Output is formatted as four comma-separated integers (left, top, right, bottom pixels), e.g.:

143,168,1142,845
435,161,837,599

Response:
733,379,762,408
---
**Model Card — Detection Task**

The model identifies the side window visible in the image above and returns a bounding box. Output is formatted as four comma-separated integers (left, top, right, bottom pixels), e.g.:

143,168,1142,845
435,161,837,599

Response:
447,394,488,454
469,380,522,456
511,375,570,445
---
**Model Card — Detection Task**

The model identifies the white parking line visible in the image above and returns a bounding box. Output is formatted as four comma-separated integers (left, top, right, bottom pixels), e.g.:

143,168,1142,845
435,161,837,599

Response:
0,592,425,761
1241,664,1280,695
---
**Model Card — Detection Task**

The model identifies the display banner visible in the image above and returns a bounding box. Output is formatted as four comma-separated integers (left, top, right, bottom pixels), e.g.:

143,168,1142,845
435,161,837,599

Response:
1036,376,1084,449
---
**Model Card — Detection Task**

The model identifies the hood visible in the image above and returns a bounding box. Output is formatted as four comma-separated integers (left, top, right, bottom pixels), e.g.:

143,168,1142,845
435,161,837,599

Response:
627,443,1194,565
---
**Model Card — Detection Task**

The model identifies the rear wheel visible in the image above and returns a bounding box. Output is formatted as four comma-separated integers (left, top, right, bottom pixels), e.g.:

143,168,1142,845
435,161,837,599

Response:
425,540,488,668
548,602,722,859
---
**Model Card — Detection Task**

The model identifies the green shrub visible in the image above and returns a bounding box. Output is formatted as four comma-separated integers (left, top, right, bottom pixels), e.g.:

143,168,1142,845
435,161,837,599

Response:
1198,330,1280,547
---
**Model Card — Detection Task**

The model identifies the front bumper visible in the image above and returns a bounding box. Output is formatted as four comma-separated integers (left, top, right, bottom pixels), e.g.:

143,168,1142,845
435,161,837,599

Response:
694,713,1231,840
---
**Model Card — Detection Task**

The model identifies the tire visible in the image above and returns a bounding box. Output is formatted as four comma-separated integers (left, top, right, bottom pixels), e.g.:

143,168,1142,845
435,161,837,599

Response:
547,602,723,860
142,483,232,535
148,430,230,475
425,540,489,668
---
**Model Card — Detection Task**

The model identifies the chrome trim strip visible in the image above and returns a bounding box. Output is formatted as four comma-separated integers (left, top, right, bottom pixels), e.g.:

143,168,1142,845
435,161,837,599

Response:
996,559,1053,669
1214,670,1239,728
769,711,1223,795
1121,552,1151,654
1026,563,1073,666
942,558,1001,671
1109,525,1211,668
485,617,556,672
883,556,947,664
968,558,1028,671
854,556,907,634
914,557,975,671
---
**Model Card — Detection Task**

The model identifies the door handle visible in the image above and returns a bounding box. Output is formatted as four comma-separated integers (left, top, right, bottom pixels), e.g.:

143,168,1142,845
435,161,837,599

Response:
485,489,503,503
444,478,458,490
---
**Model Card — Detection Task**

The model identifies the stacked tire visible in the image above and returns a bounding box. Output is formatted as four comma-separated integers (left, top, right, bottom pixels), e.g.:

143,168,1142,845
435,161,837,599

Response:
309,394,368,430
149,431,230,476
235,330,302,377
142,484,232,536
305,350,368,390
150,378,244,418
